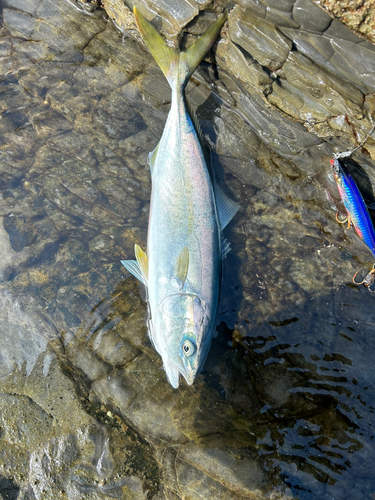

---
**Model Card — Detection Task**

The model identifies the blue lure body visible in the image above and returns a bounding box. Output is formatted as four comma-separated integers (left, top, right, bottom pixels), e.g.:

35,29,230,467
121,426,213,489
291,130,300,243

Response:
331,158,375,260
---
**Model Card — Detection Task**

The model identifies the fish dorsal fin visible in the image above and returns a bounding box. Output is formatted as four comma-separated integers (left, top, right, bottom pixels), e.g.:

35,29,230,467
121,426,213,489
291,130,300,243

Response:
221,236,231,259
147,142,159,174
214,180,240,230
121,260,145,285
133,7,178,87
175,246,189,288
135,244,148,284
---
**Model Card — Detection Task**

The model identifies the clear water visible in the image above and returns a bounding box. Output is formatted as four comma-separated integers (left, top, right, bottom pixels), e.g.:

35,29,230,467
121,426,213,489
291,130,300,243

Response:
1,1,375,499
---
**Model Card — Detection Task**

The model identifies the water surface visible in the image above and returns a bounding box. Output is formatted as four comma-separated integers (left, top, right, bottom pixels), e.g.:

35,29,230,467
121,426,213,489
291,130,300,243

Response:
1,1,375,499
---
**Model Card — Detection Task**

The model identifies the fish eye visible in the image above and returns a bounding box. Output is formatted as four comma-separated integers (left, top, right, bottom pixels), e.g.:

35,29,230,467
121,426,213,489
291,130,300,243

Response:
182,339,196,357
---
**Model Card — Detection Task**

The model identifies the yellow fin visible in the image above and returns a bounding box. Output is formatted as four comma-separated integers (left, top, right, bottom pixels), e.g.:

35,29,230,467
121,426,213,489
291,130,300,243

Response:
134,7,226,89
175,246,189,287
183,13,227,81
133,7,178,86
135,244,148,283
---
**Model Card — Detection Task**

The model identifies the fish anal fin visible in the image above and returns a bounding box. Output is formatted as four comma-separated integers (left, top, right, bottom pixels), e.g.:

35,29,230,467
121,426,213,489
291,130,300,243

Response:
175,246,189,288
214,181,240,230
135,244,148,284
121,260,145,285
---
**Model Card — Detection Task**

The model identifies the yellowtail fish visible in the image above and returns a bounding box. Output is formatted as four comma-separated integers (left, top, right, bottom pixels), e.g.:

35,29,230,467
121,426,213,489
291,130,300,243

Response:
121,8,239,388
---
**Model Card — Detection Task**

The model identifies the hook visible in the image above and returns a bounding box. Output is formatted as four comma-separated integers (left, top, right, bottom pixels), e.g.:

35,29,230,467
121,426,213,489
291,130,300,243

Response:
353,264,375,289
352,271,365,285
336,212,351,229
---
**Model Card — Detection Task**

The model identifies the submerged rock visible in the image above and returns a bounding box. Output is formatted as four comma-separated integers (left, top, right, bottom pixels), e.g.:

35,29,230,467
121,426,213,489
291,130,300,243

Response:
1,0,375,499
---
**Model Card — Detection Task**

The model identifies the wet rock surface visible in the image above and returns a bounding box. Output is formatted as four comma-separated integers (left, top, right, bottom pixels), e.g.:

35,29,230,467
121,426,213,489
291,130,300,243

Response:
311,0,375,44
1,0,375,499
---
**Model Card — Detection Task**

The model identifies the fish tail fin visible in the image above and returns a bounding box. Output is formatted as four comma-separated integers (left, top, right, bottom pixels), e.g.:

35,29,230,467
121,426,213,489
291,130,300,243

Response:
133,7,179,87
133,7,226,89
180,13,227,86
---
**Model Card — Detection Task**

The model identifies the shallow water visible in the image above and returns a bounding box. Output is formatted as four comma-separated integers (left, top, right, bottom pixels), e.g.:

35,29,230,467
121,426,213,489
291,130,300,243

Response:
1,0,375,499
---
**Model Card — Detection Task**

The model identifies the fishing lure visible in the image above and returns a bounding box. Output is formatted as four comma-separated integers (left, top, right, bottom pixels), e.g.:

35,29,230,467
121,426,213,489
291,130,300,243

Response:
331,123,375,290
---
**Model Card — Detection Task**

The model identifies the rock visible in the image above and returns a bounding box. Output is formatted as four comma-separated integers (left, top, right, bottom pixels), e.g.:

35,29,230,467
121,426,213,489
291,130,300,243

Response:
130,0,199,42
311,0,375,44
101,0,141,41
292,0,332,32
269,51,364,125
330,38,375,92
228,6,293,72
216,35,272,97
1,0,375,499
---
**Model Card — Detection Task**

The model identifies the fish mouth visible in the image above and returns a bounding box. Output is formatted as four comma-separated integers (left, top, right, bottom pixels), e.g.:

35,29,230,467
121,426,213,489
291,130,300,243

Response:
164,357,197,388
180,370,195,386
167,369,195,388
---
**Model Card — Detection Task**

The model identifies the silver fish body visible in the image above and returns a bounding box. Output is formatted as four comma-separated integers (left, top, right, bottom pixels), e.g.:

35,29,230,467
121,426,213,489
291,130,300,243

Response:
147,89,222,387
122,8,238,388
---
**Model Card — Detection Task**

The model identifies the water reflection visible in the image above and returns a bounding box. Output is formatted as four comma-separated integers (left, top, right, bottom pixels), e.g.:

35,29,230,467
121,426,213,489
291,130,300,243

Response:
1,0,375,499
49,276,375,498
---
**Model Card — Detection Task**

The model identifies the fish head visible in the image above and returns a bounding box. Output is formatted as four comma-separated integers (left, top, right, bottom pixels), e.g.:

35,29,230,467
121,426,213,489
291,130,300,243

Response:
154,293,213,388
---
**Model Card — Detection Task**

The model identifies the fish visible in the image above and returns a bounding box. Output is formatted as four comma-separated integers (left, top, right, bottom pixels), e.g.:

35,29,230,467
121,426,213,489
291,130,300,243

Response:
121,8,239,388
331,157,375,287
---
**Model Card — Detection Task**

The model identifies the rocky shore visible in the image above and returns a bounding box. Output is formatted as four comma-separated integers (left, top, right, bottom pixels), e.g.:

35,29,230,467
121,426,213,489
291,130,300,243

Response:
0,0,375,498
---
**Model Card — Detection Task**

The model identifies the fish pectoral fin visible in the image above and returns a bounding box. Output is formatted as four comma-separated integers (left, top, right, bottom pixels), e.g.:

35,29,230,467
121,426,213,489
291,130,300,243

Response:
214,180,240,230
135,244,148,284
175,246,189,288
121,260,146,285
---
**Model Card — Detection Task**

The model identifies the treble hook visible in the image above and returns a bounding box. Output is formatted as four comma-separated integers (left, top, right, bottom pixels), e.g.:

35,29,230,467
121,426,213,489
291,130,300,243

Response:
353,264,375,292
336,212,351,229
